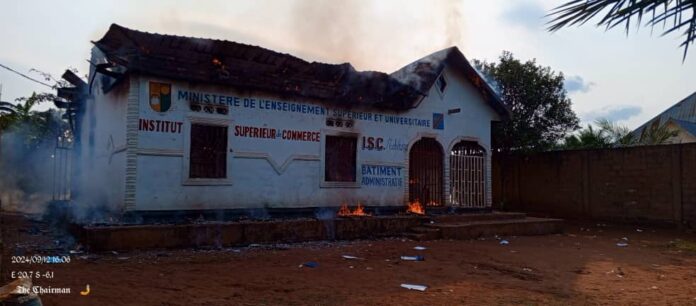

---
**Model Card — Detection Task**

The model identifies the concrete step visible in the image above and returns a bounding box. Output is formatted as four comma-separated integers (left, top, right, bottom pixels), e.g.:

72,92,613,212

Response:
426,217,563,240
406,226,441,240
404,232,431,241
429,211,527,224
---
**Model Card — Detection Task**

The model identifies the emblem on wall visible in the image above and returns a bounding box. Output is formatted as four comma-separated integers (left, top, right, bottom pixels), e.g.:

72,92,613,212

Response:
149,82,172,112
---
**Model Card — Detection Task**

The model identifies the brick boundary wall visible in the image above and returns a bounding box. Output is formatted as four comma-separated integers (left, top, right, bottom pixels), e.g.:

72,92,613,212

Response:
492,143,696,227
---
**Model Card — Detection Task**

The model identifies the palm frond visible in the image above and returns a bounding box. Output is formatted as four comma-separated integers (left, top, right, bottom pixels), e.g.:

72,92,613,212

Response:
0,106,17,114
548,0,696,60
640,123,679,144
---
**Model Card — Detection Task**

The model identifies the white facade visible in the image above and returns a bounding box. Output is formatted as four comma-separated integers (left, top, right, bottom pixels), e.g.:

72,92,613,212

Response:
76,49,501,212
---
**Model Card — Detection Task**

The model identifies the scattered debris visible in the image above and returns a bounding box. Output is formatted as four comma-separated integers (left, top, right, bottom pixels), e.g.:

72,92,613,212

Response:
500,240,510,245
342,255,363,260
573,268,590,275
301,261,318,268
616,242,628,247
400,284,427,291
413,246,427,250
522,267,533,272
400,255,425,261
636,229,644,232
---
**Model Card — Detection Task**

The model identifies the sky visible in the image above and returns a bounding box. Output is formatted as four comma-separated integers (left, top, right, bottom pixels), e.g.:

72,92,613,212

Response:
0,0,694,130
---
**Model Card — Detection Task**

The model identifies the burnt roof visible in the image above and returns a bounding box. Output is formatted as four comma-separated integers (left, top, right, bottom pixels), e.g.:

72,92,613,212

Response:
94,24,507,115
391,47,508,117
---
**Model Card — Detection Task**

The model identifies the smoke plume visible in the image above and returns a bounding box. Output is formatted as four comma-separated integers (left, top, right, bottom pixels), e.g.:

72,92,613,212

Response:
0,125,58,215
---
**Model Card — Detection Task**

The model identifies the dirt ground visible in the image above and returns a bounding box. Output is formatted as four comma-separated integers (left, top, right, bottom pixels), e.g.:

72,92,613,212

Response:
2,213,696,306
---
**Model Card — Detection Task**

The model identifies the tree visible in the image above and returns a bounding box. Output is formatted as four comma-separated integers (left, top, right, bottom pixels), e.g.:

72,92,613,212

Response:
474,51,580,152
548,0,696,60
595,118,637,145
563,124,612,149
560,118,677,149
0,93,62,149
0,68,76,147
640,122,679,144
0,101,18,131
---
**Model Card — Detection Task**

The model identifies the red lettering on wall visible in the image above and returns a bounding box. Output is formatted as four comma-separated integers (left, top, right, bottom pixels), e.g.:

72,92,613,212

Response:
361,136,385,150
139,118,183,134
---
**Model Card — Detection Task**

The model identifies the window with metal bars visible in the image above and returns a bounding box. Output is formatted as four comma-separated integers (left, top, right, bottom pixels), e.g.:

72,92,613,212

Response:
189,124,228,179
324,135,357,182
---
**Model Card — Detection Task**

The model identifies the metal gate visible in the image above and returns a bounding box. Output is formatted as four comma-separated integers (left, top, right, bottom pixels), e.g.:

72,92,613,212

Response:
408,138,443,206
450,141,486,208
52,134,72,201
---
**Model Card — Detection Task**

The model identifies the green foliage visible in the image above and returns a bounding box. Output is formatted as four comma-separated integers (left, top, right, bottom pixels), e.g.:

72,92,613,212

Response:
561,118,679,149
563,124,612,149
474,51,580,152
0,92,65,149
548,0,696,60
595,118,637,145
640,122,679,144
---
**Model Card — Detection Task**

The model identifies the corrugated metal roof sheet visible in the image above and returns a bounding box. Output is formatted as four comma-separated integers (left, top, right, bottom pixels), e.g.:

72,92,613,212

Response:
670,119,696,137
632,91,696,137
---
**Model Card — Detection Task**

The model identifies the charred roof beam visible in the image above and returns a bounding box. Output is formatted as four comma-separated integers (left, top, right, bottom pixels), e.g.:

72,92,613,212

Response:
62,70,87,89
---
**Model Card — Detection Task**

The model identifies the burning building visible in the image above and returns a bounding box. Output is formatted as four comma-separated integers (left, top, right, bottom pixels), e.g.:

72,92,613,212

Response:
56,24,508,216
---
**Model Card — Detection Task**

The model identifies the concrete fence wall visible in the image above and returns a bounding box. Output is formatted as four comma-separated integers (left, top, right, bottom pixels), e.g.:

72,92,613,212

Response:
492,143,696,226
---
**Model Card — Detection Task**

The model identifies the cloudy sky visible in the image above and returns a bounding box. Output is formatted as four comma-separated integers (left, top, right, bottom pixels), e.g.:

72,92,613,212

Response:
1,0,694,129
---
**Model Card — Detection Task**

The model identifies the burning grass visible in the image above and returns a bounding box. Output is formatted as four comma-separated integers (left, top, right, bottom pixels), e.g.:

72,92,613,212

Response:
337,203,371,217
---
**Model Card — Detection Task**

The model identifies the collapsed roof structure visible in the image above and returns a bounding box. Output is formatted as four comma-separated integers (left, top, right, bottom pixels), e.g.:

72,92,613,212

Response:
64,24,507,116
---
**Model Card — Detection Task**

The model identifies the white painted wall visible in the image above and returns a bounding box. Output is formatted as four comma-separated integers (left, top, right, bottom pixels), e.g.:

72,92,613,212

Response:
83,55,500,212
73,48,128,216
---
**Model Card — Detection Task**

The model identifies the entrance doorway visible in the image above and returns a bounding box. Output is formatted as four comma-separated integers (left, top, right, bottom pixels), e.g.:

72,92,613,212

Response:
450,141,486,208
408,138,444,206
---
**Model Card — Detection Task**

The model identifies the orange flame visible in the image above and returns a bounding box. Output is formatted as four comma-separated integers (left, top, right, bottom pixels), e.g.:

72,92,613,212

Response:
337,203,371,217
338,203,352,217
352,203,369,216
407,200,425,215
